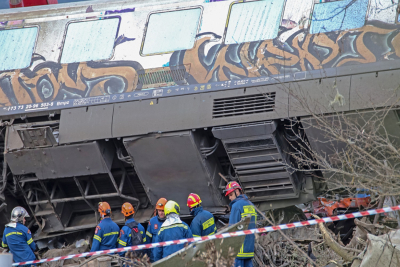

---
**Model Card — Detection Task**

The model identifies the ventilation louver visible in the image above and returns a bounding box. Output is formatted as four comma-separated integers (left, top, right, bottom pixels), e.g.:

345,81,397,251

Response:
213,93,275,118
137,65,189,89
212,121,300,202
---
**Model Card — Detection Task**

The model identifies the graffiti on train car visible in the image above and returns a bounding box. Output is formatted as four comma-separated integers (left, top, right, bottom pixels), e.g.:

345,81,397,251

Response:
172,21,400,83
0,56,142,106
0,20,400,107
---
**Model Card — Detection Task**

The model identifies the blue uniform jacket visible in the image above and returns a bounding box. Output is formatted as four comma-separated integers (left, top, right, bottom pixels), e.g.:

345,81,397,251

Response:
229,194,257,259
2,222,36,264
144,216,165,262
189,206,217,237
154,221,192,261
90,217,120,252
117,218,146,256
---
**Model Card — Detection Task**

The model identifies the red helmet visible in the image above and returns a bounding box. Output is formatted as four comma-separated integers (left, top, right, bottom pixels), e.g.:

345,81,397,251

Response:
223,181,242,196
187,193,202,208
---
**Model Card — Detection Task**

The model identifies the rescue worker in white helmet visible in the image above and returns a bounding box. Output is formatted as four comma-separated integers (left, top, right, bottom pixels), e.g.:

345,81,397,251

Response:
154,200,192,261
224,181,257,267
187,193,217,237
144,197,167,262
90,202,120,252
2,206,37,266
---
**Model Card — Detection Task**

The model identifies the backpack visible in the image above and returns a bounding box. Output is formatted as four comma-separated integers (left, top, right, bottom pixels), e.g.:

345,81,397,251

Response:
126,221,143,246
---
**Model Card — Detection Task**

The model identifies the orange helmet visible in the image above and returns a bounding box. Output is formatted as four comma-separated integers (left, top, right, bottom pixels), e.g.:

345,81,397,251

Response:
156,198,167,211
223,181,242,196
121,202,135,217
187,193,202,208
98,202,111,216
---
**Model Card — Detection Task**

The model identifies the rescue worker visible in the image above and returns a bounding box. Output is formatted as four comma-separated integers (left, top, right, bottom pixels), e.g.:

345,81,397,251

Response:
117,202,146,257
154,200,192,261
1,206,36,266
187,193,217,237
90,202,120,252
145,197,167,262
224,181,257,267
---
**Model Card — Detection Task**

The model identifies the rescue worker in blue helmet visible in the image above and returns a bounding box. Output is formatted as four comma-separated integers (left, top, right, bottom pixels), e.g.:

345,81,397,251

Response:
144,197,167,262
90,202,119,252
187,193,217,237
154,200,193,261
117,202,146,257
224,181,257,267
2,206,36,266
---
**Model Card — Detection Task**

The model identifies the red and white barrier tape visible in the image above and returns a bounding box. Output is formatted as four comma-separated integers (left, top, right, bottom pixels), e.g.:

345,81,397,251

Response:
13,204,400,266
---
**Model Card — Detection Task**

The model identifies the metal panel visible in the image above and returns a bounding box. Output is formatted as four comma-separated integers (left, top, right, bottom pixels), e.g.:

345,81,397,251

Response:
0,27,38,71
123,131,225,214
225,0,285,44
17,126,58,148
112,85,288,137
59,104,114,144
153,217,250,266
289,76,351,117
350,70,400,111
60,18,120,63
5,141,114,178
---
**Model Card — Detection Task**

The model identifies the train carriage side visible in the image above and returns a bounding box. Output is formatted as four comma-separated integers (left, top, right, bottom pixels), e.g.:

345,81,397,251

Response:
0,0,399,236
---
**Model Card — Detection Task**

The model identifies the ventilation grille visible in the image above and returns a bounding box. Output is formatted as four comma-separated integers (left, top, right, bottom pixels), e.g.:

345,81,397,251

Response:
137,65,189,89
213,93,276,118
224,137,297,201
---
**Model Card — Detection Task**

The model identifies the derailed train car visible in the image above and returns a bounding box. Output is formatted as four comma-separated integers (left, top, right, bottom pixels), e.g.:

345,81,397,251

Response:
0,0,399,240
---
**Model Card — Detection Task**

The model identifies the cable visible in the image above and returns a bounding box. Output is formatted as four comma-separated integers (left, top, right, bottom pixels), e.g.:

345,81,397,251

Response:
202,140,220,158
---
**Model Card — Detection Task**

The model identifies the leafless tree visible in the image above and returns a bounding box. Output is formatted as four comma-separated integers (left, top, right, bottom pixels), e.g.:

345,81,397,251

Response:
276,78,400,200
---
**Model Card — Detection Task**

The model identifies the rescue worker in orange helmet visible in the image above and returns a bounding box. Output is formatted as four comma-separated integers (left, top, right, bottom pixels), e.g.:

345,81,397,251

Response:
187,193,217,237
224,181,256,267
117,202,146,257
90,202,120,252
154,200,192,261
144,198,167,262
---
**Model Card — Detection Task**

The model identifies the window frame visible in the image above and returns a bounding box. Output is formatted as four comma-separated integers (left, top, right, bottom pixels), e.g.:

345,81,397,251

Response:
0,25,40,72
140,6,204,57
222,0,286,45
308,0,370,34
58,16,122,64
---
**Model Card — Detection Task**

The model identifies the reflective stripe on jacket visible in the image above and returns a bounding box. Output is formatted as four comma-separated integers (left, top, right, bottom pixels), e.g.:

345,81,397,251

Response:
144,215,165,262
2,222,36,264
154,222,192,261
117,218,146,256
189,206,217,237
229,194,257,259
90,217,120,252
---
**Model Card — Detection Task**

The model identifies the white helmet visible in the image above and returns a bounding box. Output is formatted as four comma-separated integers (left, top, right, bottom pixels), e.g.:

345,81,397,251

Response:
10,206,30,223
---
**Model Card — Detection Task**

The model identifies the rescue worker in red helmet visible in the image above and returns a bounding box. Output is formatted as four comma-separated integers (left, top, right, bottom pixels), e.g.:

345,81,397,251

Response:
2,207,36,266
90,202,120,252
224,181,257,267
117,202,146,257
154,200,192,261
144,198,167,262
187,193,217,237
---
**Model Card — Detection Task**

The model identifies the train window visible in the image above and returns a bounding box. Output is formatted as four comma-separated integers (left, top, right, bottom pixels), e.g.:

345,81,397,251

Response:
0,27,38,72
141,8,202,55
368,0,398,24
60,18,120,64
224,0,285,44
310,0,369,34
